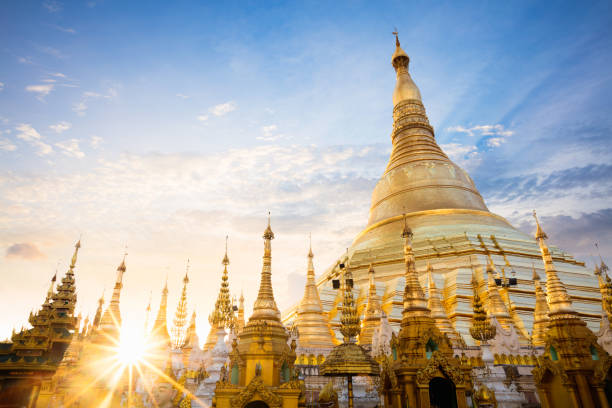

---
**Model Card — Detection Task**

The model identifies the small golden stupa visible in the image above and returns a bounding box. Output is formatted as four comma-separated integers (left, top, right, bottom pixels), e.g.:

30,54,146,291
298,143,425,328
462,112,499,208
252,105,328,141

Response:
319,261,379,408
213,216,303,408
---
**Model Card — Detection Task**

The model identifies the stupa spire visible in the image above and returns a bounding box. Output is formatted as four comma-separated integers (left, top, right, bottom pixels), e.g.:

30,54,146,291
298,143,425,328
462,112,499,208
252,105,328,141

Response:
401,215,429,315
426,263,461,344
249,213,281,322
237,290,246,333
171,261,190,349
531,264,549,346
485,259,512,328
92,292,104,329
295,240,335,348
339,262,360,343
359,264,382,346
366,35,488,226
99,252,127,333
151,278,171,347
204,239,234,350
533,210,575,316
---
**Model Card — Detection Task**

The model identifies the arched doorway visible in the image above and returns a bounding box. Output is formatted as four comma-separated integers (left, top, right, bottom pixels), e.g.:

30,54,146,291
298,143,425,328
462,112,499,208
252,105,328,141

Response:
429,377,457,408
245,401,270,408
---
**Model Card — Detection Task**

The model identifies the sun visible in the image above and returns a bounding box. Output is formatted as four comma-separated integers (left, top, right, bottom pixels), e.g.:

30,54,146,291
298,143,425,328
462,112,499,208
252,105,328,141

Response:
117,327,146,365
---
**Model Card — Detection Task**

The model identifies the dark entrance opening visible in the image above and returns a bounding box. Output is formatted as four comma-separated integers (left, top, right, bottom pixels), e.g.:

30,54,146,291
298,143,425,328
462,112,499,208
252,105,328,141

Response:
245,401,270,408
429,377,457,408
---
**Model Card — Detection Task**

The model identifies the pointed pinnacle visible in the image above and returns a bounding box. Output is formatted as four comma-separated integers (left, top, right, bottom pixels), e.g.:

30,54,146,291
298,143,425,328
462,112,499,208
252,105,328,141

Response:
532,210,548,240
401,214,413,239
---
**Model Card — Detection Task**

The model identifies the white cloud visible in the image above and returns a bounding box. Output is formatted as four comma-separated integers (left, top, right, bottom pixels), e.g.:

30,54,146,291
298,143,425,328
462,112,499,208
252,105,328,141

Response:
0,82,4,91
18,56,33,64
26,84,54,100
73,88,117,116
42,0,62,13
15,124,53,156
210,101,236,117
50,72,66,78
176,94,189,99
73,101,87,116
49,121,72,133
197,115,209,122
0,138,17,152
55,139,84,158
90,136,103,149
447,124,513,138
53,25,76,34
440,143,481,170
256,125,286,142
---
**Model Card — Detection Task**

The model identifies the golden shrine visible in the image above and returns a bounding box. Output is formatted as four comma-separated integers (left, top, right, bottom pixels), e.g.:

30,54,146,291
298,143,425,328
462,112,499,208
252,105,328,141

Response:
213,218,304,408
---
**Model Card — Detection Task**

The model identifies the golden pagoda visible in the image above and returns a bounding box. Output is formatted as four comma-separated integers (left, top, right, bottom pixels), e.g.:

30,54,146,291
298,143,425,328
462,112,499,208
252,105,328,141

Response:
531,265,549,347
379,215,471,408
358,264,383,346
214,217,303,408
236,291,246,334
150,280,172,351
282,34,601,346
294,241,336,349
531,212,611,408
0,241,79,406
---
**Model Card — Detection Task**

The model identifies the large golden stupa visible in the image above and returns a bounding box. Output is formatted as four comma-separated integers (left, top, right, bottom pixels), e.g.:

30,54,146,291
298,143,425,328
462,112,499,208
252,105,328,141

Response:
282,35,601,344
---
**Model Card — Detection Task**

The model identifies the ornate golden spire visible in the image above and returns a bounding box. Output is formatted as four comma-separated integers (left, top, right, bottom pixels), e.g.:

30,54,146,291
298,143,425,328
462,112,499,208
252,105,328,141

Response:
470,274,496,343
531,264,549,346
401,215,429,315
484,259,512,328
340,263,360,343
144,290,152,333
209,243,234,329
249,214,282,323
359,264,382,346
152,279,171,347
171,261,190,349
533,210,575,316
426,263,461,344
99,252,127,334
295,239,335,348
366,36,488,227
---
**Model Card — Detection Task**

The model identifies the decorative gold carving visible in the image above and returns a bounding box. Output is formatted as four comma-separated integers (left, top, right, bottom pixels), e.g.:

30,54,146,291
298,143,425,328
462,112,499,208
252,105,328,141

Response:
230,376,282,408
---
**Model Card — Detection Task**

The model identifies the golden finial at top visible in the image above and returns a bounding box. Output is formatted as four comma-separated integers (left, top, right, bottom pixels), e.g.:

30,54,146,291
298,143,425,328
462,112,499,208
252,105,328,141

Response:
69,239,81,270
532,210,548,240
308,232,313,258
222,236,230,266
184,259,190,284
263,211,274,240
392,28,400,47
117,247,127,272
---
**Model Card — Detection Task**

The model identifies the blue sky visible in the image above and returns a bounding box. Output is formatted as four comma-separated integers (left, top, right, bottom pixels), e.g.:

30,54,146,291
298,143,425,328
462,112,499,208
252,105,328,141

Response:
1,0,611,341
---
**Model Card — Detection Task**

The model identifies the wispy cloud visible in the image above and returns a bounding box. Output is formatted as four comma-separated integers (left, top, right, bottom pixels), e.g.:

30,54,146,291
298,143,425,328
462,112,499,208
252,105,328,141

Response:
0,138,17,152
5,243,45,260
55,139,84,158
447,124,514,147
73,88,117,116
17,56,33,64
176,93,189,99
0,82,4,91
49,121,71,133
26,84,54,101
440,142,481,170
210,101,236,117
42,0,62,13
90,135,103,149
15,124,53,156
52,25,76,34
256,124,286,142
197,115,209,121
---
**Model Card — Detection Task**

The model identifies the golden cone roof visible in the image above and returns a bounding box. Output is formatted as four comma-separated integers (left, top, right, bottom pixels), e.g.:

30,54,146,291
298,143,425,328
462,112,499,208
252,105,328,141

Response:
426,263,461,343
366,35,488,228
295,242,335,348
401,216,429,315
359,264,382,345
533,211,576,317
247,217,282,325
99,254,126,337
531,264,549,346
151,280,171,347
